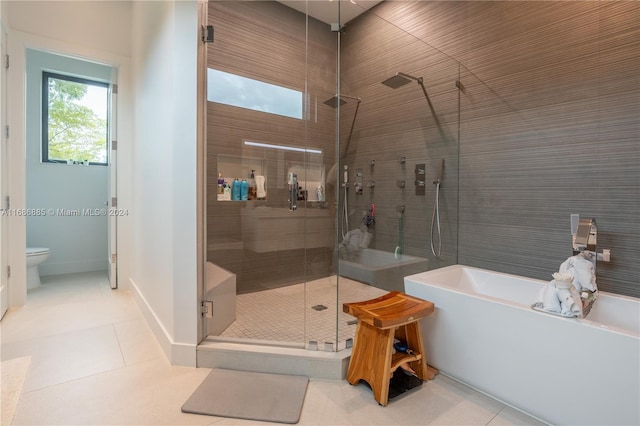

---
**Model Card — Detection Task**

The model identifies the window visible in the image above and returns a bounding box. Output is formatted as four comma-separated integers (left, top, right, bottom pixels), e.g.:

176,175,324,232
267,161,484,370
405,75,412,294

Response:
42,71,109,165
207,69,303,119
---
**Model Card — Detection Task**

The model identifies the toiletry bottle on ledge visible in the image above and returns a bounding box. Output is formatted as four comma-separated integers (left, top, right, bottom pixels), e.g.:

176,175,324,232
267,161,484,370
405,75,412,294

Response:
232,178,241,201
249,170,257,200
241,179,249,201
217,173,224,195
256,175,266,200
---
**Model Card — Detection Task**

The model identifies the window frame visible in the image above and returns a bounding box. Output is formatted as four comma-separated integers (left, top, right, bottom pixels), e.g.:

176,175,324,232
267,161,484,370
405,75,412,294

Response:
41,71,110,166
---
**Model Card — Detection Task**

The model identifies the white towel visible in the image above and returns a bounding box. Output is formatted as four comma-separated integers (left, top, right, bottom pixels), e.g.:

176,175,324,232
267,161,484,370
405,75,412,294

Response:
535,273,583,317
541,283,562,313
557,286,583,317
559,254,597,292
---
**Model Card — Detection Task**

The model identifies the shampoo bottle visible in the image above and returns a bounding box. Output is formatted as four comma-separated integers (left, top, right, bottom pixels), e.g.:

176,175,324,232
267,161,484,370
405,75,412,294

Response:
232,178,241,201
240,179,249,201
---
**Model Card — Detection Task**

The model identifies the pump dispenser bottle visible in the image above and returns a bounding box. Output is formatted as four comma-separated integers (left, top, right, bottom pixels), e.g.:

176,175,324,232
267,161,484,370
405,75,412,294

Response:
217,173,224,196
249,170,257,200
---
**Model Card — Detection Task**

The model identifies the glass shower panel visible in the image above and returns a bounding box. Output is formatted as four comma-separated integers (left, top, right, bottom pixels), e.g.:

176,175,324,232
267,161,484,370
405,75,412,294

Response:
205,0,342,349
203,0,462,352
335,3,461,345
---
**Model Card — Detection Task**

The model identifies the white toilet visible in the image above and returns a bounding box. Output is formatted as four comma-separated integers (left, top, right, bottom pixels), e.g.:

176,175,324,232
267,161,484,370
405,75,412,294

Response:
26,247,50,290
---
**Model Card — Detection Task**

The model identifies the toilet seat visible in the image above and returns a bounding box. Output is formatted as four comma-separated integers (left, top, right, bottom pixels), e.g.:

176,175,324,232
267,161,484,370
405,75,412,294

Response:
27,247,50,256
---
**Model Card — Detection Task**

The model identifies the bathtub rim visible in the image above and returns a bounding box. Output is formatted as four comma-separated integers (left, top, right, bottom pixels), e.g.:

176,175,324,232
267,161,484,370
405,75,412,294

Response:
404,264,640,340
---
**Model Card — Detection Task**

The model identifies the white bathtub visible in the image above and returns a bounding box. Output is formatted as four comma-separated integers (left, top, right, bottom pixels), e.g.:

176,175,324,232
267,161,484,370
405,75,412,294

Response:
339,248,429,292
404,265,640,426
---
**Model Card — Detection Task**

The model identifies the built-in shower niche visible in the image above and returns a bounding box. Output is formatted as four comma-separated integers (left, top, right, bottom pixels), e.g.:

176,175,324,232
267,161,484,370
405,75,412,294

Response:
286,161,325,202
216,154,267,201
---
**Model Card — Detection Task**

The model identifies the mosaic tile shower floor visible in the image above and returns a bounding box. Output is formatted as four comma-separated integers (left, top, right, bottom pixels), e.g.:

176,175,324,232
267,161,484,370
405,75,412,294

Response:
220,276,387,350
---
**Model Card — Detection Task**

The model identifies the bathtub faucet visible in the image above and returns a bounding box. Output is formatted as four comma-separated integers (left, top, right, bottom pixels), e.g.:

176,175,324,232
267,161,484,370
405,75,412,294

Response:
572,217,596,254
571,215,611,271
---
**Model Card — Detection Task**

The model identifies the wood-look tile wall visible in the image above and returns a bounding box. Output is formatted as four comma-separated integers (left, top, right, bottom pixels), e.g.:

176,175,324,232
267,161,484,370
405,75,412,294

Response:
207,1,639,297
338,8,461,272
206,1,338,292
357,1,639,296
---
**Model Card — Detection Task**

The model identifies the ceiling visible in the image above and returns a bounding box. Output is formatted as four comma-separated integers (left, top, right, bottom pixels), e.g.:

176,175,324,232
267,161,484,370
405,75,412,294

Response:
277,0,383,26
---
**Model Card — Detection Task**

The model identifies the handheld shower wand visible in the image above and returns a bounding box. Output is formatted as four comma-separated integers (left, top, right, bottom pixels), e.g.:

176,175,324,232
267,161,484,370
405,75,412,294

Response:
431,159,444,258
341,165,349,239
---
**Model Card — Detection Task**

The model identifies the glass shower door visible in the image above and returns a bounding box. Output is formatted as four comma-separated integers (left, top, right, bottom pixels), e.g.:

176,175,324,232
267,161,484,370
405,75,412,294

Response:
204,0,340,349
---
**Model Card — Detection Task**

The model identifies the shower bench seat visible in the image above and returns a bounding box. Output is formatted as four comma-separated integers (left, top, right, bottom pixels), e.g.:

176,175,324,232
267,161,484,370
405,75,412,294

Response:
343,291,437,406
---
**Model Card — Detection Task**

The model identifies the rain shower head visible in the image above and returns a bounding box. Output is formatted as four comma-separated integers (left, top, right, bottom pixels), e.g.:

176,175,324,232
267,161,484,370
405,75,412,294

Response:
381,72,423,89
323,94,362,108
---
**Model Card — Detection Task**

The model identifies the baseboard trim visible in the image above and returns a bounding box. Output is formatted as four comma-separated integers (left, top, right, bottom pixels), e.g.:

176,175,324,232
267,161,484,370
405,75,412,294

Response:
39,261,108,277
128,277,196,367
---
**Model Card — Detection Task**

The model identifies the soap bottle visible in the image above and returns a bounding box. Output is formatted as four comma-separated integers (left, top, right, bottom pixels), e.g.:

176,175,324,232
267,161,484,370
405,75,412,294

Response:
217,173,224,195
223,182,232,200
232,178,241,201
240,179,249,201
249,170,257,200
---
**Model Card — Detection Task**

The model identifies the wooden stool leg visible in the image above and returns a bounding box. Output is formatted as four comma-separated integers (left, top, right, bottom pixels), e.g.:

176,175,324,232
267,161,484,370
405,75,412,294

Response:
400,321,438,380
347,321,394,406
402,322,428,380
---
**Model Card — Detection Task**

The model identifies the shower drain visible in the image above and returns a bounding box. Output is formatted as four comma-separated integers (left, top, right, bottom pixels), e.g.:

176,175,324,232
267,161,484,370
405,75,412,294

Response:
311,304,328,311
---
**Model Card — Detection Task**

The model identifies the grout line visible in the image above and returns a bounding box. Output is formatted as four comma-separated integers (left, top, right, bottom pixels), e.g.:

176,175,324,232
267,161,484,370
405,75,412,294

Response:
111,323,127,366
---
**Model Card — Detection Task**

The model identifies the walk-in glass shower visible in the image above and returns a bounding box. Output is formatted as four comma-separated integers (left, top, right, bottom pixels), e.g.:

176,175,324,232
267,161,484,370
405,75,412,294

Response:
203,0,460,351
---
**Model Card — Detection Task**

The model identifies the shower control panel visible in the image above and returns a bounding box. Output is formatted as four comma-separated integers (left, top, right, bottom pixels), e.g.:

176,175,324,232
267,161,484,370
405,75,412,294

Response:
414,164,426,196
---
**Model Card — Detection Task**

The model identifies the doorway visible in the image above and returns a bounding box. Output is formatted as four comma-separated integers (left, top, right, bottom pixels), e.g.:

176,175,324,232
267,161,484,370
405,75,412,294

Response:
24,49,116,292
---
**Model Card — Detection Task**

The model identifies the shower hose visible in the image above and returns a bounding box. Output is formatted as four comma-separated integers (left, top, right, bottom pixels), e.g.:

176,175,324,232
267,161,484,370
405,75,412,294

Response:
341,186,349,240
431,182,442,258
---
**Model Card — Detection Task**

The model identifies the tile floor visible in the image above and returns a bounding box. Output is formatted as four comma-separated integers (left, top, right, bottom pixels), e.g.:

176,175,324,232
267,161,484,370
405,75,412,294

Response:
1,271,546,425
220,276,387,349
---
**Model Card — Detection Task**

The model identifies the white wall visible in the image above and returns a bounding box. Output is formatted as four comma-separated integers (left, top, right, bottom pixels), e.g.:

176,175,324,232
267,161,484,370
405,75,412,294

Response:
8,1,131,58
129,0,198,365
25,49,110,276
7,0,200,366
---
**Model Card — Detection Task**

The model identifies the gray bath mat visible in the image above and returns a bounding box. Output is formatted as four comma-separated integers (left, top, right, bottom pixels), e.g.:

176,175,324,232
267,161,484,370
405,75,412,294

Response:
181,368,309,424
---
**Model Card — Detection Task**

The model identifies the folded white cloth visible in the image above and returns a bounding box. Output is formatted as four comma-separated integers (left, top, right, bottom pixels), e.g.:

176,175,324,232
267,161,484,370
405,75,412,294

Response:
559,253,597,292
539,283,562,313
557,286,583,317
535,273,583,317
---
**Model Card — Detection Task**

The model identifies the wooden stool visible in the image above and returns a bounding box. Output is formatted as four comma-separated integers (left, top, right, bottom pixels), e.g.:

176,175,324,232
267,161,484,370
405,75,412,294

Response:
343,291,437,406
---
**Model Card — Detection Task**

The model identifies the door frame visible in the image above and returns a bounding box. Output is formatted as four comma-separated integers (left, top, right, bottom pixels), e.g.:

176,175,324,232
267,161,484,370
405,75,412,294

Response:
108,73,118,289
0,19,9,319
197,0,208,343
6,29,130,309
